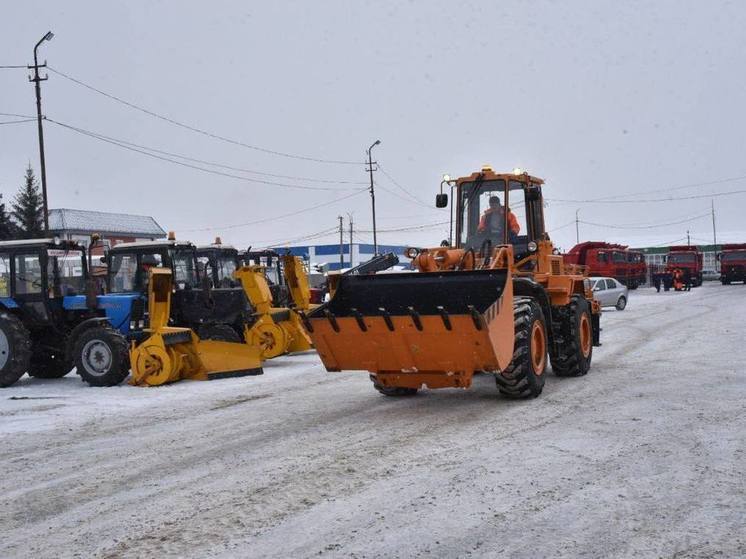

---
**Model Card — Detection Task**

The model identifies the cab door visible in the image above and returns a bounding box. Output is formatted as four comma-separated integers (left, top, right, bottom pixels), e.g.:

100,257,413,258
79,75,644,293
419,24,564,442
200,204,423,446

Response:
12,250,50,326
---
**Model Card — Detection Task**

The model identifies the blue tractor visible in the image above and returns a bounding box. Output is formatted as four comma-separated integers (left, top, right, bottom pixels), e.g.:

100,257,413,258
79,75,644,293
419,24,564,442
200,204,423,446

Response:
0,238,140,387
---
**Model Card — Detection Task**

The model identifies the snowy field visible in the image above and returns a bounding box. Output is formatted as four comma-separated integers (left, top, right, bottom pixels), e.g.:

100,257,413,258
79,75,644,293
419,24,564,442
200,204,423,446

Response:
1,282,744,558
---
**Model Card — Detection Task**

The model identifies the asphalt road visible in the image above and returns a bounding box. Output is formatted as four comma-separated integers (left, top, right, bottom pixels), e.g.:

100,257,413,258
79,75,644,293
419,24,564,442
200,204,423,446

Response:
0,283,743,558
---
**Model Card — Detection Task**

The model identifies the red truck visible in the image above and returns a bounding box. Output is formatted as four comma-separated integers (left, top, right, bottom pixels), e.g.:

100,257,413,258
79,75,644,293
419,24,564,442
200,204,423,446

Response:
666,246,703,287
564,242,647,288
719,243,746,284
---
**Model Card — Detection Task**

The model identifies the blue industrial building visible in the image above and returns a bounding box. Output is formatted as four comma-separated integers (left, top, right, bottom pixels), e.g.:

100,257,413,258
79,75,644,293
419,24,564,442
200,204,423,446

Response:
270,243,409,271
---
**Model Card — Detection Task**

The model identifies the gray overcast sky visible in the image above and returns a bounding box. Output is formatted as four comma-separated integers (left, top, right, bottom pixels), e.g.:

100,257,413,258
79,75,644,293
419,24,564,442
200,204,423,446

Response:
2,0,745,251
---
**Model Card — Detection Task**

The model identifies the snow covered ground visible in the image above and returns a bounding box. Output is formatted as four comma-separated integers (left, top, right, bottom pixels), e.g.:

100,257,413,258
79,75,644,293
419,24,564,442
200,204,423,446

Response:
1,282,744,558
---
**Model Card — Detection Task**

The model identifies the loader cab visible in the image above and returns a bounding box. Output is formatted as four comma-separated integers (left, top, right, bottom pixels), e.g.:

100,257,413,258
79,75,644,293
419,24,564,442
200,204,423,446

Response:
452,168,546,261
242,249,291,308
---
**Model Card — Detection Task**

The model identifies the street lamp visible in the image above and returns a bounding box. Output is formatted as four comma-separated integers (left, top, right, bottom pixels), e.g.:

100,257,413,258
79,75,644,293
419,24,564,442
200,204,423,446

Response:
367,140,381,254
31,31,54,233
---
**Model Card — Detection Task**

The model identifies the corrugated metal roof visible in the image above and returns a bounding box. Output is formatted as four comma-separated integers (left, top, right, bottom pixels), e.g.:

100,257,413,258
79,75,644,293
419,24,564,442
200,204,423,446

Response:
49,208,166,237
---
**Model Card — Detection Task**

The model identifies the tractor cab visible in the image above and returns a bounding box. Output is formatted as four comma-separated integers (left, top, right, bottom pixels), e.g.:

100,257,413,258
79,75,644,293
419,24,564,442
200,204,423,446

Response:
105,237,252,341
196,242,240,289
439,167,546,264
241,249,291,308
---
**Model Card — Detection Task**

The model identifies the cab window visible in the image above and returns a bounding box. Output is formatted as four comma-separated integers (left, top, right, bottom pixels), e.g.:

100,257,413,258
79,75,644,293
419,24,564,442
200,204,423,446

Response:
47,249,86,295
109,254,138,293
458,179,528,252
612,252,626,263
15,253,42,295
172,252,198,289
0,255,10,297
596,251,608,263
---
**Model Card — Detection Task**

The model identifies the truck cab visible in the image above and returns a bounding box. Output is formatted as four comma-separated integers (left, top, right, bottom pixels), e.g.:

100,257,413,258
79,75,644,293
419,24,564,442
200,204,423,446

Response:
718,244,746,284
666,246,703,286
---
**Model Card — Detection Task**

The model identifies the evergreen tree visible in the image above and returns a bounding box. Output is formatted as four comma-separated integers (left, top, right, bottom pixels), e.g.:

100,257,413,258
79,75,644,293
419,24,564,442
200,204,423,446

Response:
0,195,16,240
11,165,44,239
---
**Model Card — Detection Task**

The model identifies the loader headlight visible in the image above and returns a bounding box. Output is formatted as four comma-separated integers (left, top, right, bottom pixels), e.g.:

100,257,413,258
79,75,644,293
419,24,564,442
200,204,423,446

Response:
527,241,538,252
405,247,420,259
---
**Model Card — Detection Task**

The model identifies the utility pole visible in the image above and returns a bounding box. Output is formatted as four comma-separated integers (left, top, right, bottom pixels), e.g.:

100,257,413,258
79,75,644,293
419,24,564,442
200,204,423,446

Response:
28,31,54,234
338,215,344,269
366,140,381,255
347,213,354,268
687,230,690,246
711,199,717,248
575,209,580,244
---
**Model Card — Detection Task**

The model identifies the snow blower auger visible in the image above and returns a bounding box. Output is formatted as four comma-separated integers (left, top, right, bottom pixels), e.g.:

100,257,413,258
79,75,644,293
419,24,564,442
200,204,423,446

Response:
304,166,601,399
234,260,313,359
129,268,263,386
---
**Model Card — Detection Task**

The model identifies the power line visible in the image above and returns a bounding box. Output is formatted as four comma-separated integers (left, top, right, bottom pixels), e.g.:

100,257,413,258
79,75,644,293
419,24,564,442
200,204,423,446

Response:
576,174,746,203
181,188,366,233
0,118,36,125
578,212,710,230
47,65,363,165
0,112,36,119
48,118,361,192
0,65,26,69
377,165,432,208
548,220,576,233
46,118,365,185
548,189,746,204
254,226,340,248
356,220,449,233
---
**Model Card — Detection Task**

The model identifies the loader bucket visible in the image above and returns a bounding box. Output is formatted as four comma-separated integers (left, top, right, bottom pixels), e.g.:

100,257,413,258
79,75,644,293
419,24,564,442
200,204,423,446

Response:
305,269,515,390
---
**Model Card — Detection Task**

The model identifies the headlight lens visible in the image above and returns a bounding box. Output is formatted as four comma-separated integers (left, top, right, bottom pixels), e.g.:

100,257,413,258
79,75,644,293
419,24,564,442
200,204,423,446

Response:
527,241,538,252
404,247,420,259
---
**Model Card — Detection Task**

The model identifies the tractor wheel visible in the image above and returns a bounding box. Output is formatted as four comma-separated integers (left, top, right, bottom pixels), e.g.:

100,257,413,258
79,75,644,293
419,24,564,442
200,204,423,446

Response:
369,374,418,397
495,298,547,399
28,350,72,379
551,295,593,377
0,313,32,388
197,323,242,343
73,326,130,387
615,296,627,311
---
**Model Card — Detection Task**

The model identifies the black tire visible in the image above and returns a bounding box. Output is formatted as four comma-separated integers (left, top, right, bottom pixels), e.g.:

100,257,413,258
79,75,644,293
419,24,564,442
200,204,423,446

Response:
551,295,593,377
73,325,130,387
0,313,32,388
28,350,72,379
495,298,547,399
369,374,418,397
197,322,242,343
615,296,627,311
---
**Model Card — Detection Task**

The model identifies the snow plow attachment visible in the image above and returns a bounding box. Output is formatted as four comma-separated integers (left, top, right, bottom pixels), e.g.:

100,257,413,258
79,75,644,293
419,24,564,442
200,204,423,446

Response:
303,268,515,390
129,268,263,386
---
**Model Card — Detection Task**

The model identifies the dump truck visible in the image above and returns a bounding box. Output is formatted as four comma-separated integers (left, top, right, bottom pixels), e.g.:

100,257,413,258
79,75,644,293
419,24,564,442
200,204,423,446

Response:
718,243,746,284
564,242,646,289
666,245,703,287
300,167,601,399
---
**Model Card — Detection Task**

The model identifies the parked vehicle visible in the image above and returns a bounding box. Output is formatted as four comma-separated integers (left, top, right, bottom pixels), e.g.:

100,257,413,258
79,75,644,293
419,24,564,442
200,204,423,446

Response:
666,246,703,286
564,242,647,289
718,244,746,284
590,276,628,310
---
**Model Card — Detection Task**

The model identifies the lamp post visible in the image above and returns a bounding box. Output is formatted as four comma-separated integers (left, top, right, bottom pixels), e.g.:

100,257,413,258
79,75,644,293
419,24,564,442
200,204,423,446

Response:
30,31,54,233
366,140,381,254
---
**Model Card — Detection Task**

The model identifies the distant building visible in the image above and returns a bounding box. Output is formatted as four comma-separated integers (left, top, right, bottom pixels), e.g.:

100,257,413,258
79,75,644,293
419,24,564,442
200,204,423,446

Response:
49,208,166,253
271,242,410,271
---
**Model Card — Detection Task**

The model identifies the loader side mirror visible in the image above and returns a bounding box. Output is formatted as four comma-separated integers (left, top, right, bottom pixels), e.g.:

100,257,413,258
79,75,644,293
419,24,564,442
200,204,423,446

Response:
435,193,448,208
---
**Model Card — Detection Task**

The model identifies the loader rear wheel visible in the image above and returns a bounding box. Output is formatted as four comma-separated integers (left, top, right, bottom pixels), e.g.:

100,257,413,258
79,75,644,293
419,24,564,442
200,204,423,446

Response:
197,323,242,343
73,326,130,387
0,313,32,388
551,295,593,377
370,374,418,397
495,299,547,399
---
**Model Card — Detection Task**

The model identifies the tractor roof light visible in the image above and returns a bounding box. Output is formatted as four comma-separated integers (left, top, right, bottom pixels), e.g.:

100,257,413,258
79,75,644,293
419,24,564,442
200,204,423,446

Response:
513,167,525,176
442,174,451,182
168,231,176,241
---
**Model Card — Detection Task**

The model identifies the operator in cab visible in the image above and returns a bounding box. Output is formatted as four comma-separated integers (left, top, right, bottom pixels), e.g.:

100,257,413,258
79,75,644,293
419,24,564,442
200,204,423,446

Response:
478,195,520,238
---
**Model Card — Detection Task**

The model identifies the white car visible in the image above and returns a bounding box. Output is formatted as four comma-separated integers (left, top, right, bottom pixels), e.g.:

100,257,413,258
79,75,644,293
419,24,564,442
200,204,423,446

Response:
590,276,629,311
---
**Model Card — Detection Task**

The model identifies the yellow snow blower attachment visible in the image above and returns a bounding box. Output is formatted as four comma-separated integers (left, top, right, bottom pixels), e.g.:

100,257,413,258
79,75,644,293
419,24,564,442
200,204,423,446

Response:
129,268,263,386
235,259,313,359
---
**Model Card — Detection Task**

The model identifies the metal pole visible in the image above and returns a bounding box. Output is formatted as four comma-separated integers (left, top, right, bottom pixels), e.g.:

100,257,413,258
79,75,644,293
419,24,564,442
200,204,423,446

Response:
367,140,380,255
575,209,580,244
687,230,690,246
29,31,53,234
711,199,717,248
348,213,353,268
338,215,344,269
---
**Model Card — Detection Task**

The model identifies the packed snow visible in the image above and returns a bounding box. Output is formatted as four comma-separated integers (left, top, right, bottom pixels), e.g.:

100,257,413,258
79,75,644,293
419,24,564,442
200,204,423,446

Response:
0,282,744,558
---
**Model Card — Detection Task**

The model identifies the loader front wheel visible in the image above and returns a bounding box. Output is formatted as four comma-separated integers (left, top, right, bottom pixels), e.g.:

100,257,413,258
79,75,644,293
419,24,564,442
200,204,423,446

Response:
495,299,547,399
370,374,418,397
551,295,593,377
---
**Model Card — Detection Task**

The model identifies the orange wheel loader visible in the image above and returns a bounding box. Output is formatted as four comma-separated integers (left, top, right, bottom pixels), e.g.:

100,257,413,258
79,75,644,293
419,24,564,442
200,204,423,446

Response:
299,167,601,399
